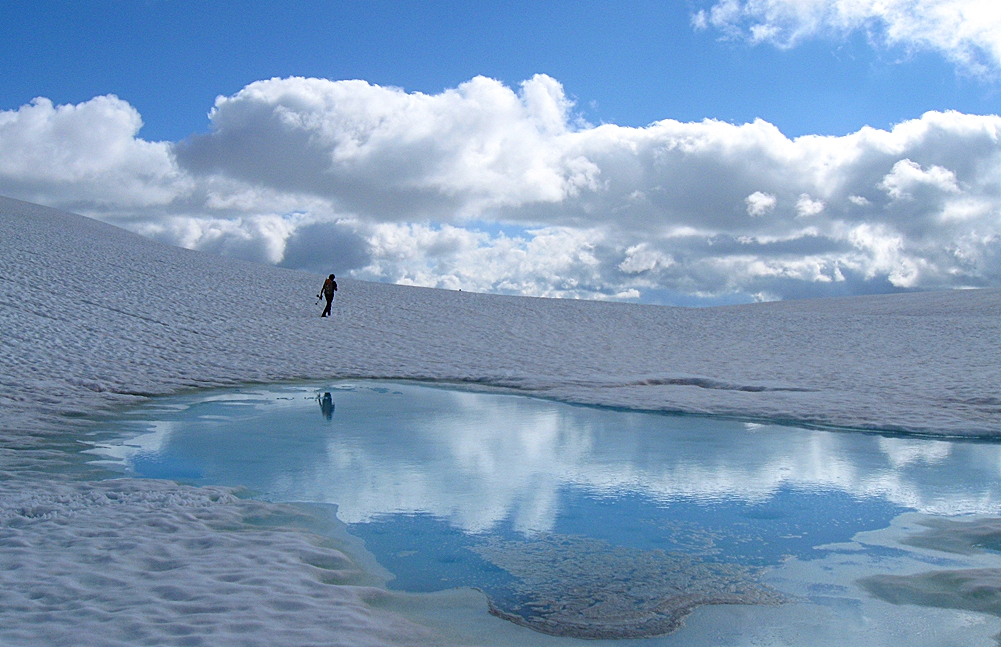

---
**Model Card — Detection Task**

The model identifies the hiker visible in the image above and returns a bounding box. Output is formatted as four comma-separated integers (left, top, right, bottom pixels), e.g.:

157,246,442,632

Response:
320,274,337,317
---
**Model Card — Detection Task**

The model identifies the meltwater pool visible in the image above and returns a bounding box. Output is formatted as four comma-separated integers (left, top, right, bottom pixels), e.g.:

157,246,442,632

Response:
85,381,1001,644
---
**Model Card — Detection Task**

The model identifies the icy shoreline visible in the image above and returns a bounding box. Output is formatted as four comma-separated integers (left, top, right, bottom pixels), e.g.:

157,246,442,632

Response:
2,195,1000,645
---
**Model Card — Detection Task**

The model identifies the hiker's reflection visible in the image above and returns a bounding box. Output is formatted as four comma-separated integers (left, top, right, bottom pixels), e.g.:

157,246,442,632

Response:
318,392,335,420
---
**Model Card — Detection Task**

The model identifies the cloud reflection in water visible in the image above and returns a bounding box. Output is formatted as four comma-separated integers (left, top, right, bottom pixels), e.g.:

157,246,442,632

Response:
92,382,1001,534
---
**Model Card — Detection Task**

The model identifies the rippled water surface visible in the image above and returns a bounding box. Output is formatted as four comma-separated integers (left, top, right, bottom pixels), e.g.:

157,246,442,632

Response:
87,382,1001,645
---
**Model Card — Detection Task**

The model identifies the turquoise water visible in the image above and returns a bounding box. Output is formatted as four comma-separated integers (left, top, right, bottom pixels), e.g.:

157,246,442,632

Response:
86,381,1001,642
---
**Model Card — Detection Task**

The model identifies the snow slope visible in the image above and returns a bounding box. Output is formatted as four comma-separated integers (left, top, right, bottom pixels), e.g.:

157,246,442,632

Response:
1,195,1000,645
2,196,999,440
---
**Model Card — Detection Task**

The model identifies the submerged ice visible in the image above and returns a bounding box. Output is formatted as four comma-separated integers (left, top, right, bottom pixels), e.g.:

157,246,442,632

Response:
87,382,1001,644
471,534,785,639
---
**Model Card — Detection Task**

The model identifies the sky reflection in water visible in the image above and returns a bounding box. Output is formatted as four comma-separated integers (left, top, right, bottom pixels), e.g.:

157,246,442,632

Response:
88,382,1001,642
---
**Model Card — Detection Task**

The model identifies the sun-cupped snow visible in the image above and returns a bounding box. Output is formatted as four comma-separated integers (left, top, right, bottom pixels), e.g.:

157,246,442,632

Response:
1,195,999,646
0,478,437,647
2,195,999,440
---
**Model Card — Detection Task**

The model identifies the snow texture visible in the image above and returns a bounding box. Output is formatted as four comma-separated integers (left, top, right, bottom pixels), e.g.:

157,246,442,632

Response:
0,479,434,647
2,195,999,440
1,194,1000,645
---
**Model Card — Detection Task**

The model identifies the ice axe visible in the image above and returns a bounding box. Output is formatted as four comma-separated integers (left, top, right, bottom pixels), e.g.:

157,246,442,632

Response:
315,294,322,306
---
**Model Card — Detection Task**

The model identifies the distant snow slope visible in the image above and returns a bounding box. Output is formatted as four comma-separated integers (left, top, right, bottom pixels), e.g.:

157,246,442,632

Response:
2,195,999,439
1,195,999,646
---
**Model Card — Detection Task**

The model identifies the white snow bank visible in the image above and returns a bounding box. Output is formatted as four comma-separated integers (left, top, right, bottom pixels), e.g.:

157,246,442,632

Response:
0,478,436,647
1,195,1000,645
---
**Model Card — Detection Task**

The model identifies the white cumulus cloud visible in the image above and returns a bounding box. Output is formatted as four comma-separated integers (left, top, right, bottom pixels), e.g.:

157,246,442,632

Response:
134,214,298,265
176,75,601,220
796,194,825,217
746,191,777,216
619,244,674,274
879,158,961,200
354,223,610,298
2,77,1001,302
694,0,1001,76
0,95,186,209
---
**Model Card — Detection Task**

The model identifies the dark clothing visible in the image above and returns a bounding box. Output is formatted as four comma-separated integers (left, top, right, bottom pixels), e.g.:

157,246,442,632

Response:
320,277,337,317
322,278,337,299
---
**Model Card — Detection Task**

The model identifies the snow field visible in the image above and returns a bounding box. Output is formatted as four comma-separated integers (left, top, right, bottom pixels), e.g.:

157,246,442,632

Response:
1,195,1000,645
0,478,437,646
2,196,999,441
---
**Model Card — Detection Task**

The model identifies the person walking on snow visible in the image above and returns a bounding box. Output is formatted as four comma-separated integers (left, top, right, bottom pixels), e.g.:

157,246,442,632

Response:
320,274,337,317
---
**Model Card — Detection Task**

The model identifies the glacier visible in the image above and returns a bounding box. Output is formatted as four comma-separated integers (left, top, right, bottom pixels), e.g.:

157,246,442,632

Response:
2,195,1000,645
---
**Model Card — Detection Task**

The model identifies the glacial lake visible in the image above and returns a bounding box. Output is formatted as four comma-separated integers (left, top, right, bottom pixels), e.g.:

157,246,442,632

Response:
85,381,1001,645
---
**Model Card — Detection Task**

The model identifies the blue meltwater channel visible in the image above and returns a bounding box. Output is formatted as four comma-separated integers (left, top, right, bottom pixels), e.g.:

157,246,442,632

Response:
84,381,1001,643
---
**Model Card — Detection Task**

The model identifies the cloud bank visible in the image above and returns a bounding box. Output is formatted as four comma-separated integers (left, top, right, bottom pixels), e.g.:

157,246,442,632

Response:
2,75,1001,303
694,0,1001,77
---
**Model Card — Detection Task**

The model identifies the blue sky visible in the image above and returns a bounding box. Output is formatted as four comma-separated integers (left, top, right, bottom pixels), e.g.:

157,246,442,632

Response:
3,0,1001,304
3,1,995,140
